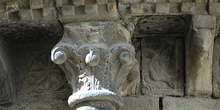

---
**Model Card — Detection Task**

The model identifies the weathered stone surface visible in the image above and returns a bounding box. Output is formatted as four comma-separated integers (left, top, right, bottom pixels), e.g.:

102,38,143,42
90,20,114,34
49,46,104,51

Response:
213,37,220,97
122,96,159,110
136,16,189,35
1,22,63,47
119,0,208,15
194,3,207,14
0,37,14,105
51,22,140,109
181,2,195,13
156,3,169,13
163,97,220,110
209,3,220,15
141,37,184,96
131,4,144,15
186,29,214,96
193,15,216,29
57,0,119,23
0,0,219,110
19,53,71,98
0,99,70,110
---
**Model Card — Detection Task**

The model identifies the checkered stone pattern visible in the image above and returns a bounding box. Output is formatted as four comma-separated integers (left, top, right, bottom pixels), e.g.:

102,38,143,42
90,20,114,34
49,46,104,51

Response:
0,0,56,22
119,0,207,16
56,0,119,23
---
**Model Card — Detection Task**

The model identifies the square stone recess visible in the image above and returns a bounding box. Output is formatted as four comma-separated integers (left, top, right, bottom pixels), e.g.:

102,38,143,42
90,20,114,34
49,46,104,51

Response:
141,37,184,96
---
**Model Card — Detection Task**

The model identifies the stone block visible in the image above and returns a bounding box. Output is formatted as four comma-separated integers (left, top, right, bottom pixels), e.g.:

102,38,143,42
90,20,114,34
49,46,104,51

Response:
210,0,218,2
163,97,220,110
182,0,195,2
141,37,184,96
97,0,108,4
156,3,169,13
55,0,63,7
73,0,85,6
181,3,195,14
18,9,33,20
85,4,98,15
85,0,97,4
107,3,118,14
195,0,207,3
169,3,181,13
213,38,220,97
131,4,144,14
194,3,207,14
186,29,214,96
209,3,220,15
120,0,142,4
169,0,182,2
144,0,156,3
6,1,19,13
29,0,44,9
43,7,56,19
61,6,75,16
122,96,159,110
108,0,116,3
142,3,155,14
156,0,169,2
98,4,108,15
193,15,216,29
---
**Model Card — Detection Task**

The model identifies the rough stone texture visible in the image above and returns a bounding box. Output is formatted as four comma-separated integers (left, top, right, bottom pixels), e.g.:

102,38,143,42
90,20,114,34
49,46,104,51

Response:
163,97,220,110
193,15,216,29
122,96,159,110
186,29,214,96
0,37,14,106
209,1,220,15
156,3,170,13
119,0,208,15
0,0,220,110
136,16,189,35
213,37,220,97
141,37,184,96
57,0,119,23
19,53,71,99
51,22,140,109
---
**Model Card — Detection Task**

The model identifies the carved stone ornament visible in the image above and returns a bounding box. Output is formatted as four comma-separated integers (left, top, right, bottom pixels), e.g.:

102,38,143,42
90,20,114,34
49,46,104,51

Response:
51,22,140,110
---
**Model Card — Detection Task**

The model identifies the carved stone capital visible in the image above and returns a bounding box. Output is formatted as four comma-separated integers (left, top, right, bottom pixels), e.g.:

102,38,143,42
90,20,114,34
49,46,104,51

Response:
51,22,140,110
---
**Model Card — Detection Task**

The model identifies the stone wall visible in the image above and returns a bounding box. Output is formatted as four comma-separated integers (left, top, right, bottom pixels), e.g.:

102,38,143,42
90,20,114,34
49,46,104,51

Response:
0,0,220,110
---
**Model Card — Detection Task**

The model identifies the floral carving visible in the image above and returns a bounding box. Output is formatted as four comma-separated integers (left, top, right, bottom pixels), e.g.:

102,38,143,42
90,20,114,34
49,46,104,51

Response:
23,54,68,95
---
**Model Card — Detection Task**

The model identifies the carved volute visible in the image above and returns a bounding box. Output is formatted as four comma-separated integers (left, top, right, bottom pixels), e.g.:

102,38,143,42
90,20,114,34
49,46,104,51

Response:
51,22,140,110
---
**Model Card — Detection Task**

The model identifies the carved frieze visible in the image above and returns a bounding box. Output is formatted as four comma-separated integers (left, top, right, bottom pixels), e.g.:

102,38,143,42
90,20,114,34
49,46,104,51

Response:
51,22,140,109
137,16,188,35
1,22,63,47
141,37,184,96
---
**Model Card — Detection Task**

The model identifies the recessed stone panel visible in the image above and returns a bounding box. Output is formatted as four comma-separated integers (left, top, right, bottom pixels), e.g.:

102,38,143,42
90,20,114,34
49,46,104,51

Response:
19,53,71,99
141,37,184,96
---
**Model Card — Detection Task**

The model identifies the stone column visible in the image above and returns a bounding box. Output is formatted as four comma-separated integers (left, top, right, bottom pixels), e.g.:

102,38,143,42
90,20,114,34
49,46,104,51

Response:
51,22,140,110
186,15,216,96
